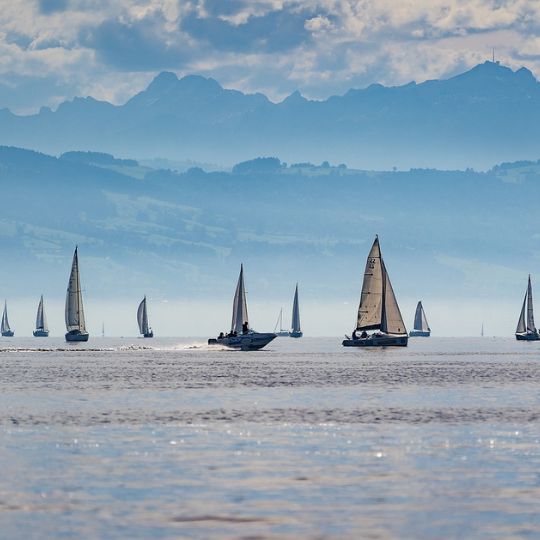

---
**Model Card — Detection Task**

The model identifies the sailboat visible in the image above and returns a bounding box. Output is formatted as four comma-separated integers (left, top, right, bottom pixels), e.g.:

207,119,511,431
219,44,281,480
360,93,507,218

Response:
33,295,49,337
515,275,539,341
208,264,276,350
273,308,289,337
409,301,430,337
343,235,408,347
1,301,14,337
290,283,303,338
137,296,154,338
65,246,89,342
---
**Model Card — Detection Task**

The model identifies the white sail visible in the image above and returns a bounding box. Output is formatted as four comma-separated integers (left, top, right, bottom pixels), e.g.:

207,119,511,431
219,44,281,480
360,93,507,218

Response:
65,247,86,332
380,260,407,335
356,236,384,330
1,302,11,333
291,284,301,332
35,295,48,331
527,275,536,332
137,296,149,335
231,264,249,333
516,290,527,334
413,301,430,332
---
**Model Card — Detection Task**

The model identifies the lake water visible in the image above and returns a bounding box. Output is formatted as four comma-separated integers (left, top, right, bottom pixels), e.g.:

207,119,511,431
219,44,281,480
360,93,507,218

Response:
1,337,540,539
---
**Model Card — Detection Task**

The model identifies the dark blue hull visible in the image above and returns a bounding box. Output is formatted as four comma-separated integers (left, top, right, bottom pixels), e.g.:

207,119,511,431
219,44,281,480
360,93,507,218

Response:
65,330,89,342
33,330,49,337
1,331,14,337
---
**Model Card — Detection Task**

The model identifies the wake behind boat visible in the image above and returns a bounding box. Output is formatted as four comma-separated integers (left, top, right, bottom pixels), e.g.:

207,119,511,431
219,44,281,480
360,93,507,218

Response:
208,264,276,351
409,301,431,337
1,301,14,337
343,236,408,347
33,295,49,337
515,275,539,341
65,247,89,342
137,296,154,338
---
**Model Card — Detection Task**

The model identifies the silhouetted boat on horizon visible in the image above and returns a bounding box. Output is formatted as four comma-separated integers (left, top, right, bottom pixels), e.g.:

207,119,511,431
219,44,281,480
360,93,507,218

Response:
137,296,154,338
289,283,303,338
273,308,289,336
65,247,89,342
208,264,276,350
1,301,14,337
33,295,49,337
409,301,430,337
343,236,408,347
515,275,539,341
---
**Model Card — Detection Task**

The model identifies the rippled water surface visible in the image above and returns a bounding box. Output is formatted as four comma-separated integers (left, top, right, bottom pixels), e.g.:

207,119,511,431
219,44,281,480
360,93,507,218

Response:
1,337,540,539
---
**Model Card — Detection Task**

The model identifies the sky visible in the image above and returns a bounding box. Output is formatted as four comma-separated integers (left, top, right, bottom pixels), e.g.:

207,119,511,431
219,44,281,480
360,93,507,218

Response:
1,0,540,113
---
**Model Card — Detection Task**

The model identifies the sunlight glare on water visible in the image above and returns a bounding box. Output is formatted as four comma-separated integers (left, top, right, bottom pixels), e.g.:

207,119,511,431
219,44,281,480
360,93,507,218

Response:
1,337,540,539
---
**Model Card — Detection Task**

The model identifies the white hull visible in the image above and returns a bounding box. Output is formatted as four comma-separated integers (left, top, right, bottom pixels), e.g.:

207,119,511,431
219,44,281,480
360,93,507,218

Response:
208,332,276,351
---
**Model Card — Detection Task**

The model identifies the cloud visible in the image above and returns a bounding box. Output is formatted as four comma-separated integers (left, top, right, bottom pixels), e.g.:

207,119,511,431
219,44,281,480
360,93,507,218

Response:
0,0,540,112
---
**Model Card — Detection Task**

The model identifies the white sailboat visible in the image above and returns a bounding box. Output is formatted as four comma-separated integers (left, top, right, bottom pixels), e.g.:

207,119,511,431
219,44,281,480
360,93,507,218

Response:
137,296,154,338
33,295,49,337
273,308,289,337
409,301,430,337
290,283,303,338
208,264,276,350
1,301,14,337
343,235,408,347
65,246,89,342
515,275,539,341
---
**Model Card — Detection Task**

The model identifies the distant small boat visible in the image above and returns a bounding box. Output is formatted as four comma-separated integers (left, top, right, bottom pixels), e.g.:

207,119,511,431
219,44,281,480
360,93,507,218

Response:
1,301,14,337
343,235,408,347
137,296,154,338
409,301,430,337
65,247,89,342
515,275,539,341
33,295,49,337
289,283,303,338
273,308,289,337
208,264,276,351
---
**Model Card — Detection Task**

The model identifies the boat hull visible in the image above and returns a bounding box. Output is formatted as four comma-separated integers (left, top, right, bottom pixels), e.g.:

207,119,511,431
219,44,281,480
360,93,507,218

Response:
143,332,154,338
65,330,89,342
409,330,430,337
289,331,303,338
1,331,14,337
515,332,540,341
208,332,277,351
276,331,290,337
343,334,408,347
33,330,49,337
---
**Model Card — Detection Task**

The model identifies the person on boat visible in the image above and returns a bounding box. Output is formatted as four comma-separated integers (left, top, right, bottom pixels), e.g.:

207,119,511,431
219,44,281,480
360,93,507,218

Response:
242,321,249,334
218,332,224,339
360,330,368,338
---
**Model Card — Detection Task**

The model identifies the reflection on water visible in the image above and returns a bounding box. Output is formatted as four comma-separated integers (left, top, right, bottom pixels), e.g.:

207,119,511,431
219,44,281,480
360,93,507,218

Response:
1,337,540,539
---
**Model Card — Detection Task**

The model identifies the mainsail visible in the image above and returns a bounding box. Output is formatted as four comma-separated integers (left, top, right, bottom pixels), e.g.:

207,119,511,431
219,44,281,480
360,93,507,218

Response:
291,283,301,333
516,275,536,334
65,247,86,332
356,237,384,330
413,301,430,332
137,296,150,335
35,295,48,331
231,264,249,333
1,302,11,333
355,236,406,335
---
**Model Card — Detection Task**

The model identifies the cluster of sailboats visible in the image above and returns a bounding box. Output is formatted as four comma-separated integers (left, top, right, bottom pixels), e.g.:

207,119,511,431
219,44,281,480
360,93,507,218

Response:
2,237,537,347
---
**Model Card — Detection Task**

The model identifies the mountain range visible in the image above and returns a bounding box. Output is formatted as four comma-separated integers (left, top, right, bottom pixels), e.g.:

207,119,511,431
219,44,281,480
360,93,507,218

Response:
1,62,540,169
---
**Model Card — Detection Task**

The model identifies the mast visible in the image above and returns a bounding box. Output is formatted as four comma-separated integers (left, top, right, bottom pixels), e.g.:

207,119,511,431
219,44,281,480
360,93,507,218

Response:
291,284,301,333
527,275,536,332
274,308,283,333
65,247,86,332
231,264,249,333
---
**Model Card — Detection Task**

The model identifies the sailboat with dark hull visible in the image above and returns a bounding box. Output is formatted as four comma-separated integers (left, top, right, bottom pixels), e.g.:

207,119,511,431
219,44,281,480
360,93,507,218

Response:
515,275,539,341
208,264,276,351
343,236,408,347
290,283,303,338
65,247,89,342
33,295,49,337
273,308,289,337
137,296,154,338
1,301,14,337
409,301,431,337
